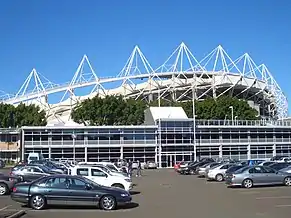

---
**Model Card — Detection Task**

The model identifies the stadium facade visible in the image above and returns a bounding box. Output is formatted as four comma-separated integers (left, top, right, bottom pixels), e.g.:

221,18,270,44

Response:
0,43,290,166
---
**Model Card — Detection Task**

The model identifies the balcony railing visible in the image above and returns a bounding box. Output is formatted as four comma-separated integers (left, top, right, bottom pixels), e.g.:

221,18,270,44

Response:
196,119,291,127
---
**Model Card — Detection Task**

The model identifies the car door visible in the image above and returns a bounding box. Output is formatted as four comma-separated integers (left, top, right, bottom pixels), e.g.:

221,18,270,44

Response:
20,167,41,181
263,167,282,184
67,178,98,206
41,177,70,205
90,168,109,186
249,166,268,184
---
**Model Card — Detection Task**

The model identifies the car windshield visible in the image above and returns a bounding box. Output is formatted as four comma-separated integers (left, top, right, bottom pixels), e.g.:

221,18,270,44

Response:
209,163,222,169
37,165,51,173
106,164,117,172
97,166,112,175
29,157,38,161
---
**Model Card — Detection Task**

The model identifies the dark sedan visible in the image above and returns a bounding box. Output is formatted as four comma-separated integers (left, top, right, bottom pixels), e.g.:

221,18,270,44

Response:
11,175,132,211
178,160,214,175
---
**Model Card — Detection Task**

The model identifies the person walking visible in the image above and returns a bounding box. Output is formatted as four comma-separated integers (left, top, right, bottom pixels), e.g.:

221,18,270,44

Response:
136,160,142,177
127,159,133,178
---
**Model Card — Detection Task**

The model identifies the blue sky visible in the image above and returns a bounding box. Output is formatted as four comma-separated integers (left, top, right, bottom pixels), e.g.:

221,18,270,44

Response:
0,0,291,113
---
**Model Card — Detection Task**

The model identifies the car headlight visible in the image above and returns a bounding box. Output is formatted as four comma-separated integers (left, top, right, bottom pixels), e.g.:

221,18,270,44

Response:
125,178,131,182
121,193,129,197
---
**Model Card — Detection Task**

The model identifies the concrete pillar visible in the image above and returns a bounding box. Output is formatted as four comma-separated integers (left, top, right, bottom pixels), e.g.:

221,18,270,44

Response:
219,144,223,158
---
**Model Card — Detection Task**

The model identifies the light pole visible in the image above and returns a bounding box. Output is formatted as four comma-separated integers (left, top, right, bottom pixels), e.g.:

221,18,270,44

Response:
192,79,197,162
158,118,162,168
234,116,238,125
71,133,76,161
229,106,234,125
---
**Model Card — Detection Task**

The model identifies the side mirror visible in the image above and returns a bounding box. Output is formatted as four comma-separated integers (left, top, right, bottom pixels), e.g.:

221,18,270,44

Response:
85,184,92,190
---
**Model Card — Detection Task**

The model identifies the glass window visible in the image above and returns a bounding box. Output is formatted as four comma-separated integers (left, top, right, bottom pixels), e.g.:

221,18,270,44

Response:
45,177,67,188
249,167,263,174
91,168,107,177
76,168,89,176
68,178,86,188
32,167,43,173
263,167,276,173
221,164,229,169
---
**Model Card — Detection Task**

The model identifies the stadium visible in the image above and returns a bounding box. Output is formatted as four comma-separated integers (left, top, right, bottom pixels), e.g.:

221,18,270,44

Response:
0,42,288,125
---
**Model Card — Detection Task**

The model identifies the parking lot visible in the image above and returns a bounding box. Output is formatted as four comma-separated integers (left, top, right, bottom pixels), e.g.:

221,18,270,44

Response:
0,169,291,218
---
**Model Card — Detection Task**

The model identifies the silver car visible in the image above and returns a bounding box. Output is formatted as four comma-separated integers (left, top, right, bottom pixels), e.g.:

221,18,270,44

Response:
198,162,221,177
225,166,291,188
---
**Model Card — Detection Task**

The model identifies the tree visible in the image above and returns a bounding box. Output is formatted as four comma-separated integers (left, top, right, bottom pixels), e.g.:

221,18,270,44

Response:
0,103,47,128
71,95,146,126
180,96,259,120
71,94,259,125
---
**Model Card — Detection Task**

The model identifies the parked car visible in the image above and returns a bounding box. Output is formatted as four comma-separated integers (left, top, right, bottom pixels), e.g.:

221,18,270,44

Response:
174,161,192,171
11,165,59,182
269,162,291,171
86,164,128,178
0,173,21,195
271,155,289,161
224,165,245,181
259,161,275,166
179,159,214,175
276,157,291,163
70,165,132,191
225,166,291,188
144,161,157,169
0,160,5,169
206,163,236,181
197,162,221,177
11,175,132,210
30,160,65,174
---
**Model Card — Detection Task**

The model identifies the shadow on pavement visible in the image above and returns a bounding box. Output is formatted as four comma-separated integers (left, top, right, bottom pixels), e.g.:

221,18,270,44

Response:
130,191,141,195
21,202,139,211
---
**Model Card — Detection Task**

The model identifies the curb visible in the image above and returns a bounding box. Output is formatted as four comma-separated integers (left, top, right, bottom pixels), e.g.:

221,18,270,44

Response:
7,210,26,218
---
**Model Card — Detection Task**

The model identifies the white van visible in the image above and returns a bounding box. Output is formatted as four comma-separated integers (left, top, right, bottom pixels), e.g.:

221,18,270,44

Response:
71,165,132,191
27,153,44,163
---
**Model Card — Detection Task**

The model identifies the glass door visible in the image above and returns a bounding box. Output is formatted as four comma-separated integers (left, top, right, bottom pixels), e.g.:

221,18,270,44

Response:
166,155,176,168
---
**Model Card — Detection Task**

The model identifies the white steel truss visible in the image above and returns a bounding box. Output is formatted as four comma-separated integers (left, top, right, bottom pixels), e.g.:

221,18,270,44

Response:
0,43,288,120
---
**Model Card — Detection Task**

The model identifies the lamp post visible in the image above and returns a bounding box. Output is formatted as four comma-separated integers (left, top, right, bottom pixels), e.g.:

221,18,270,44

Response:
71,133,76,161
229,106,234,125
192,78,197,162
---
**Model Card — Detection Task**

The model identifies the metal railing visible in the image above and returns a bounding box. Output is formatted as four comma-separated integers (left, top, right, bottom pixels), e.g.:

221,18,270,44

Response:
196,119,291,127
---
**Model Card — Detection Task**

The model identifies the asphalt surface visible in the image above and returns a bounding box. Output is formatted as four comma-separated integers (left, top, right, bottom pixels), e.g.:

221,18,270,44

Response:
0,169,291,218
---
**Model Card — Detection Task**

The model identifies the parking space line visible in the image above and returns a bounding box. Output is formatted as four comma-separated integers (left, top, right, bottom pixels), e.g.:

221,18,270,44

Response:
0,205,11,211
256,196,291,200
239,191,261,195
275,205,291,208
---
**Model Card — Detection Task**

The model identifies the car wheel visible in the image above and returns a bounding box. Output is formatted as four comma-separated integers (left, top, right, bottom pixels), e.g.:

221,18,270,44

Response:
99,195,117,210
215,174,224,182
242,179,253,189
284,177,291,186
30,195,46,210
112,183,125,189
190,170,195,175
0,183,8,196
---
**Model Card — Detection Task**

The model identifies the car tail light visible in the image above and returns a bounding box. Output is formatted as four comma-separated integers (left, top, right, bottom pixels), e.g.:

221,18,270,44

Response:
12,187,17,192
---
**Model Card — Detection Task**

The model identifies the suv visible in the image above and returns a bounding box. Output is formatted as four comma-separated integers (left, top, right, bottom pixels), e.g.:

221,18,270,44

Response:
70,165,132,191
